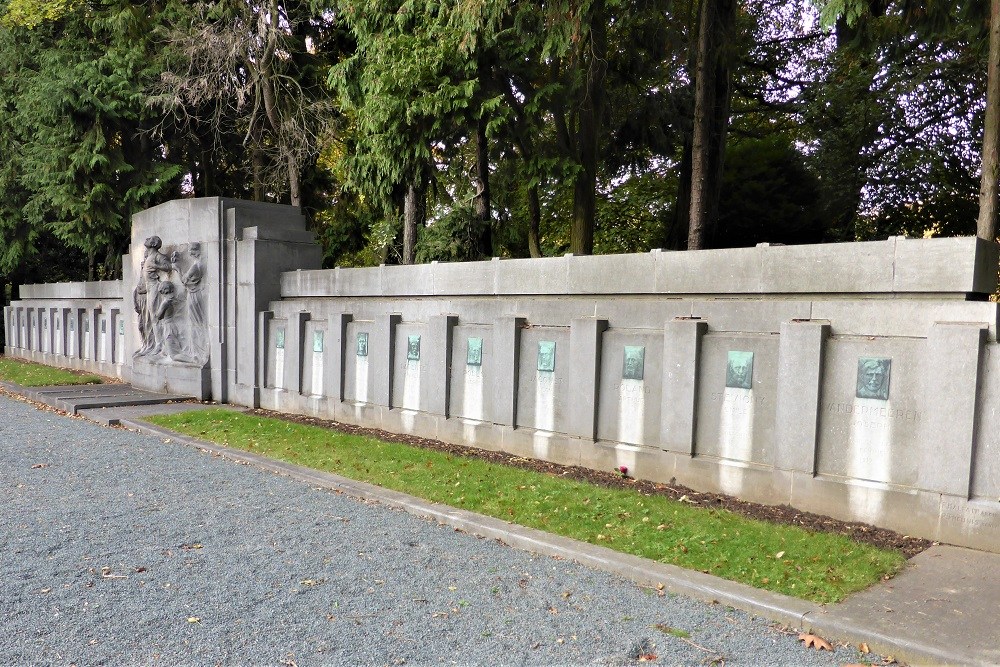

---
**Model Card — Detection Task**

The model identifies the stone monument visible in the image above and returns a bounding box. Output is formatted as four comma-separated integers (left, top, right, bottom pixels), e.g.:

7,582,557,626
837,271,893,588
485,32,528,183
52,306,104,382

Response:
122,198,322,400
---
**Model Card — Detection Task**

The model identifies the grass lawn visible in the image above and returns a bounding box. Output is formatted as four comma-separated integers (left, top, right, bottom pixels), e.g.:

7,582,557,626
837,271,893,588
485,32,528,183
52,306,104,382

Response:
0,357,103,386
147,408,906,603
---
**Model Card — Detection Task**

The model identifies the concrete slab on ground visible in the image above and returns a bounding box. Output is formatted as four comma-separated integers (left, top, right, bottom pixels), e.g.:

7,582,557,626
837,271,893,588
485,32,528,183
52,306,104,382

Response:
803,545,1000,666
1,380,193,414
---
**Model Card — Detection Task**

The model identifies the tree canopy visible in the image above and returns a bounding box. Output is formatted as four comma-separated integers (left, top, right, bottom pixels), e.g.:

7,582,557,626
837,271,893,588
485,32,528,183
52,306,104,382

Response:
0,0,996,297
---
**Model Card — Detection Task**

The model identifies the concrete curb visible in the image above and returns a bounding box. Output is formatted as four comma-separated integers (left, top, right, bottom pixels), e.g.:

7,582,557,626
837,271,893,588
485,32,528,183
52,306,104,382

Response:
120,416,968,666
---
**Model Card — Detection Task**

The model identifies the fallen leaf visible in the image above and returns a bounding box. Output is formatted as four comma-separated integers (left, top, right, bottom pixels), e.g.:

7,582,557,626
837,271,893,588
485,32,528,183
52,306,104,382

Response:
775,551,785,559
638,654,658,662
31,463,48,469
40,588,51,594
180,543,203,550
798,633,833,651
187,616,201,623
859,643,870,654
134,567,147,573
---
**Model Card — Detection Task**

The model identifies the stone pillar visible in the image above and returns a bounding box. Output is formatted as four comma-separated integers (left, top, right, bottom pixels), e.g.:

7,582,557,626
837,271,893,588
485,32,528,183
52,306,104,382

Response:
568,317,608,441
374,313,401,407
28,308,37,351
774,320,830,474
326,313,352,402
492,316,525,427
919,322,989,496
287,310,310,395
257,311,273,393
88,306,101,361
423,314,458,417
660,318,708,454
70,309,82,358
109,309,121,364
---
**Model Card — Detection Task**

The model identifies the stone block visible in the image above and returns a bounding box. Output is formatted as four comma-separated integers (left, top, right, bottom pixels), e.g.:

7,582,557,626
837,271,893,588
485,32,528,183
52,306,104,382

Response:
690,300,811,334
814,336,924,488
654,248,762,295
695,333,779,472
893,235,999,295
660,319,707,454
774,321,829,473
515,325,570,433
972,345,1000,500
567,318,608,440
374,313,401,407
491,316,524,427
449,325,493,422
286,311,310,395
423,314,457,417
596,329,663,448
760,239,894,294
391,321,426,411
811,299,998,341
917,322,987,496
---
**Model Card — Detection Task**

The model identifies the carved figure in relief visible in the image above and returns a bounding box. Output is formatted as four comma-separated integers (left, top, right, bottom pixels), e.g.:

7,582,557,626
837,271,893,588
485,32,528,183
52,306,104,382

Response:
173,242,207,362
134,236,171,356
155,281,190,362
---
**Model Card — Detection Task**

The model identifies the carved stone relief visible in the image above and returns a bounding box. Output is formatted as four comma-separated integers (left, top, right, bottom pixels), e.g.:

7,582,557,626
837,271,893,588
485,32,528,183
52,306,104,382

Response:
132,236,209,365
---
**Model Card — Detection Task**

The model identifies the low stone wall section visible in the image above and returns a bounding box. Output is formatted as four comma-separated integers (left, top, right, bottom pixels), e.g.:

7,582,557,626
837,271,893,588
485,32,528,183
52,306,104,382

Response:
6,280,126,378
250,239,1000,552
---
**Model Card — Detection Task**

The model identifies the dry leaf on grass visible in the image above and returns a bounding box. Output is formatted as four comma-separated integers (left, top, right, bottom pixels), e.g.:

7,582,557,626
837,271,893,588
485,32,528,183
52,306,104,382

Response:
637,654,658,662
859,642,870,654
798,633,833,651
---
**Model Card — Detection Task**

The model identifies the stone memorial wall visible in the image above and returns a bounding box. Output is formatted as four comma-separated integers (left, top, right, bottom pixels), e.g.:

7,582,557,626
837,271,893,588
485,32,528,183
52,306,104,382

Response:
7,198,1000,553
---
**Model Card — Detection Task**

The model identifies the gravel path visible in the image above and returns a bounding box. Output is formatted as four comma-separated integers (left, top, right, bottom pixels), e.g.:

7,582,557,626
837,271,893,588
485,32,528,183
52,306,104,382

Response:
0,393,876,666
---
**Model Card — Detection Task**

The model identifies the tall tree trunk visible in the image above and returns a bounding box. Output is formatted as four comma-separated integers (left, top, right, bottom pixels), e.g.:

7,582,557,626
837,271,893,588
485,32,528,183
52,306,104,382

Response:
252,148,264,201
979,0,1000,241
527,183,542,258
473,114,493,259
671,135,694,250
403,176,419,265
570,17,607,256
688,0,735,250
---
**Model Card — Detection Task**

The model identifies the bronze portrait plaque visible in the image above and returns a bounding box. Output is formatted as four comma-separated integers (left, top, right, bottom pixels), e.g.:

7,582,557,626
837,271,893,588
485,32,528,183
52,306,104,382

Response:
313,330,324,353
623,346,645,380
537,341,556,372
356,332,369,357
407,334,421,361
276,328,285,350
857,357,891,401
467,337,483,366
726,350,754,390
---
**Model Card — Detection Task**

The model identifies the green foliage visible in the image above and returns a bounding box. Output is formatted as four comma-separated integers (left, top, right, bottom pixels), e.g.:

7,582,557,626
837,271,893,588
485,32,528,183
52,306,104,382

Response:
716,136,826,247
416,206,490,263
0,0,79,28
149,408,907,603
0,1,184,280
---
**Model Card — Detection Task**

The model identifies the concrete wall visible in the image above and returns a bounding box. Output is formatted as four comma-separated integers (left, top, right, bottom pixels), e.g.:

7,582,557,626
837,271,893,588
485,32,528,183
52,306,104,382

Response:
5,280,126,377
258,237,1000,553
7,198,1000,554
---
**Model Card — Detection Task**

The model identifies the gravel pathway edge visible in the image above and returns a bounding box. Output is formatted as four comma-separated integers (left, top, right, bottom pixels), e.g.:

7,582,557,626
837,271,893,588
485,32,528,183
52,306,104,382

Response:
120,416,952,665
